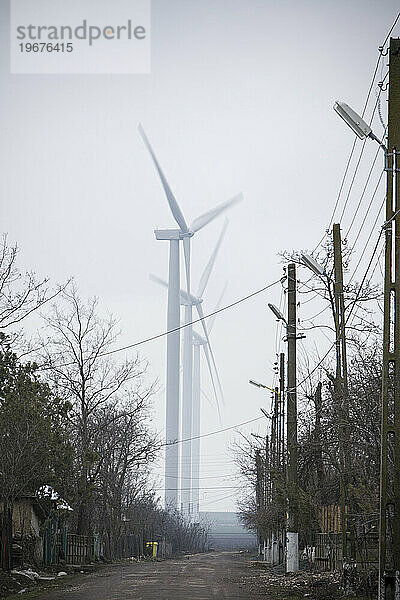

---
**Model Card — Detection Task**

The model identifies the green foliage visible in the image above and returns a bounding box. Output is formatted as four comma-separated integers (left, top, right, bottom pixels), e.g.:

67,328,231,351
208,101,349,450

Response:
0,334,73,503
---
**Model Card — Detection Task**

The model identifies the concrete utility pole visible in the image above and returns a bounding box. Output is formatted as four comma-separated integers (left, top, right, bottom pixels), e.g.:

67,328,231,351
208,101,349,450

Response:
332,223,350,563
286,262,298,572
379,37,400,600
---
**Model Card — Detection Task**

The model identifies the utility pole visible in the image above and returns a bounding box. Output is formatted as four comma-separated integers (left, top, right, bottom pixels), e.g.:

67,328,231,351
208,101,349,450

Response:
286,262,298,572
313,382,324,498
277,353,285,565
279,352,285,474
379,37,400,600
272,388,278,475
255,449,264,555
274,386,280,473
332,223,349,563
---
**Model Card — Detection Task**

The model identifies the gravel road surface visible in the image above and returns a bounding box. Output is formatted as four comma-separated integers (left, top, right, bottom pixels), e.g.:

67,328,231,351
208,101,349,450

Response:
31,551,268,600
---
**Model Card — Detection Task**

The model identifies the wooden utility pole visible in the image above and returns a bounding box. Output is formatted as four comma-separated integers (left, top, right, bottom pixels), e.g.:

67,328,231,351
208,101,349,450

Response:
265,434,270,505
255,449,264,554
379,37,400,600
273,386,279,472
279,352,285,472
313,381,324,497
332,223,350,563
286,262,298,572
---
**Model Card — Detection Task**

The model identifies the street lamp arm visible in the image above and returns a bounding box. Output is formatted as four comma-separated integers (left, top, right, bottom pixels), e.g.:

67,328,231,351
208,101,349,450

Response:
369,132,388,152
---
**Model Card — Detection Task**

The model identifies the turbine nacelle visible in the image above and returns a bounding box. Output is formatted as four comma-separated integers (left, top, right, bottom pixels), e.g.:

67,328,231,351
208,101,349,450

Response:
154,229,196,241
182,297,203,307
155,229,196,240
154,229,181,241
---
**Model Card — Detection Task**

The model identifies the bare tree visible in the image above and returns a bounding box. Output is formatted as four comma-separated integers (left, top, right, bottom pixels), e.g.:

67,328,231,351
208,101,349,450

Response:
280,236,382,345
94,390,159,557
39,285,151,535
0,235,64,333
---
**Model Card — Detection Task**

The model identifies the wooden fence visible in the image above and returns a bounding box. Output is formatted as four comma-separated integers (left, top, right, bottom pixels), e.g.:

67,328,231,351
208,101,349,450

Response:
43,531,104,565
319,505,344,534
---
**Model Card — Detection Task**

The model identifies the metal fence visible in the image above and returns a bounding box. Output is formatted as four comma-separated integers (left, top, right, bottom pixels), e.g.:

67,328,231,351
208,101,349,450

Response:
315,532,379,571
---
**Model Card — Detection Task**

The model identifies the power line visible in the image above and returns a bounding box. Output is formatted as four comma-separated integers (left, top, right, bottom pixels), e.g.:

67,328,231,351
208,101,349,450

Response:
101,278,281,357
295,228,383,391
38,278,282,372
166,415,265,446
337,87,385,226
201,491,239,505
313,12,399,251
345,141,386,239
165,225,381,429
301,303,331,323
349,177,385,255
381,12,400,47
349,196,386,283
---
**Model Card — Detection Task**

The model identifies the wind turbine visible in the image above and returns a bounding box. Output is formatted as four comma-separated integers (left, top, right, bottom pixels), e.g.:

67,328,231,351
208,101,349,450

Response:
139,124,242,509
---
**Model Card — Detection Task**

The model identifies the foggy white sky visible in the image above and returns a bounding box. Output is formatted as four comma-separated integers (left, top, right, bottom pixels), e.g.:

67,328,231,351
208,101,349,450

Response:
0,0,398,512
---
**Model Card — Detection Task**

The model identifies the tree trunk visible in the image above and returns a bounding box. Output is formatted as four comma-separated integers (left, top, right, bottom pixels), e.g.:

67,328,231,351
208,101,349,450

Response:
0,501,13,570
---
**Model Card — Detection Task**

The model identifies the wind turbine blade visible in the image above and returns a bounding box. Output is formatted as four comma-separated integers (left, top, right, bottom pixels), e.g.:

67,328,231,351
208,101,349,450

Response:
202,343,222,426
197,220,228,298
138,124,189,233
189,193,243,233
149,273,169,289
208,282,228,333
183,236,191,296
201,388,214,409
150,273,195,305
196,303,225,407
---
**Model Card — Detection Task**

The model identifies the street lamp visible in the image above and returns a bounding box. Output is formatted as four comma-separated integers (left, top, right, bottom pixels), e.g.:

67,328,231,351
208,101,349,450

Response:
300,254,326,279
248,380,274,419
249,379,267,389
333,101,387,151
249,379,275,392
268,303,287,323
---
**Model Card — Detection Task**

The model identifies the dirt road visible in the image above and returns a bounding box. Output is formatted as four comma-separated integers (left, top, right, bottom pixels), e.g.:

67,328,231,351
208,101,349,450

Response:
30,552,268,600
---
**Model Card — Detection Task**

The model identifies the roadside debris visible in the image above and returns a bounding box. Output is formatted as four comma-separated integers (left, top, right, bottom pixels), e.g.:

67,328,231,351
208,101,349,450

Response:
249,562,343,599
